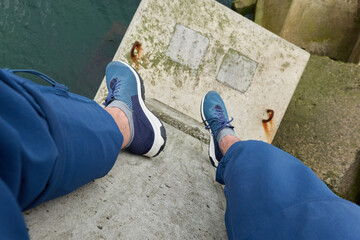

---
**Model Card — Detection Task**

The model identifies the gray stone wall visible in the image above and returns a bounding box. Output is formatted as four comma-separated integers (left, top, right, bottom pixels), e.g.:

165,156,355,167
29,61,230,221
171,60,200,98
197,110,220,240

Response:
255,0,293,35
253,0,360,63
273,55,360,202
349,35,360,64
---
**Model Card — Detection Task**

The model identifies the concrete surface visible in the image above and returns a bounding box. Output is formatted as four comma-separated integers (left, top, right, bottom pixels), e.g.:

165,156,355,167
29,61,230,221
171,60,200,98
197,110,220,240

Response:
349,35,360,65
255,0,293,35
216,48,258,93
254,0,360,63
280,0,360,62
145,98,211,144
232,0,257,16
166,24,210,70
24,123,227,240
96,0,309,143
273,55,360,202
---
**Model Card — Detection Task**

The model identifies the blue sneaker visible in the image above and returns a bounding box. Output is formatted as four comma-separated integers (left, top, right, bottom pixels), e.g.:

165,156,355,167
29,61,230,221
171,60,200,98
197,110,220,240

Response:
104,61,166,157
201,91,234,167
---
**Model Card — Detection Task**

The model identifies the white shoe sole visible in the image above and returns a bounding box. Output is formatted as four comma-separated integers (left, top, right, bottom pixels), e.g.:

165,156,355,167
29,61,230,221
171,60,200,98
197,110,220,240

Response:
201,95,219,167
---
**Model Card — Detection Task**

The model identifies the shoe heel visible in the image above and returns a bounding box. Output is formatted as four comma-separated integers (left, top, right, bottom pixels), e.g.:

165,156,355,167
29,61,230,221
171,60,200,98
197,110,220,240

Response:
153,124,167,157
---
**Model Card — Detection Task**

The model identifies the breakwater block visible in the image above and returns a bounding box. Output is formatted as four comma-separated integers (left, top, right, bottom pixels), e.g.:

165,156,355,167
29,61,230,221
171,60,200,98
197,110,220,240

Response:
95,0,310,143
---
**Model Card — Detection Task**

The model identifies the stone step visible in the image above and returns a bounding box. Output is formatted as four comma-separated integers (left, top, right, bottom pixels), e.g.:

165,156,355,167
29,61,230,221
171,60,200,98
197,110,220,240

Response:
25,123,226,239
273,55,360,202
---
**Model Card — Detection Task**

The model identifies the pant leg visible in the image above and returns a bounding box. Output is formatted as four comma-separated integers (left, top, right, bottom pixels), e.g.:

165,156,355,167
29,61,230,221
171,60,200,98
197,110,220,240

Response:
0,69,123,239
0,179,29,240
217,140,360,240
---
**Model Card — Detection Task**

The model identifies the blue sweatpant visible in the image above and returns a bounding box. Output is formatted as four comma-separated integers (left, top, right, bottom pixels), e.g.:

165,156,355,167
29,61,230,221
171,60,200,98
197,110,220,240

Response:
217,141,360,239
0,69,123,239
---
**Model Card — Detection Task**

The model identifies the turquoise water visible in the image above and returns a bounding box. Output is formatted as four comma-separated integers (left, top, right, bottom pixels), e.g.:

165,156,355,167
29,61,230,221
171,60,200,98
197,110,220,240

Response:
0,0,140,98
0,0,231,98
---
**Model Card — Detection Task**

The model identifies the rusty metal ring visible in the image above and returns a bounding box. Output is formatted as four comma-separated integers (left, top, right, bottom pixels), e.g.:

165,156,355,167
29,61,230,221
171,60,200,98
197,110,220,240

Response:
131,41,141,58
262,109,274,123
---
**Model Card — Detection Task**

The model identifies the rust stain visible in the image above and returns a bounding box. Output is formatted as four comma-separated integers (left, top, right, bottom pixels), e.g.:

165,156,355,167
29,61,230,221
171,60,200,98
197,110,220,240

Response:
262,109,274,123
262,109,274,143
130,41,143,68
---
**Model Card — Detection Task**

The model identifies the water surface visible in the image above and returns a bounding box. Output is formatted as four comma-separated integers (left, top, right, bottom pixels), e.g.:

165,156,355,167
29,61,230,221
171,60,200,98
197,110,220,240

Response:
0,0,140,98
0,0,230,98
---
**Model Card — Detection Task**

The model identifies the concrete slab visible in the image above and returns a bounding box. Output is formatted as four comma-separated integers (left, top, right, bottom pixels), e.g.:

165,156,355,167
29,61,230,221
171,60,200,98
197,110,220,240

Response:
273,55,360,202
254,0,293,35
166,24,210,70
24,123,227,239
349,35,360,64
280,0,360,62
95,0,310,143
216,48,258,93
232,0,257,16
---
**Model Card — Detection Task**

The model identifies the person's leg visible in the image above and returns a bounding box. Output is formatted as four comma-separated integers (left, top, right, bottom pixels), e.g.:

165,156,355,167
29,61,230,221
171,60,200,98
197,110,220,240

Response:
219,135,240,155
0,68,124,209
201,91,237,167
0,61,166,208
201,91,360,240
218,140,360,240
0,70,123,239
0,178,29,239
105,107,131,149
103,61,166,157
0,61,166,238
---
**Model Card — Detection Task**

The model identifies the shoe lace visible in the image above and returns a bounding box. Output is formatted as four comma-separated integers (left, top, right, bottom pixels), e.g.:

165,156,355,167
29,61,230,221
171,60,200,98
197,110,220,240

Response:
203,106,234,133
103,78,121,106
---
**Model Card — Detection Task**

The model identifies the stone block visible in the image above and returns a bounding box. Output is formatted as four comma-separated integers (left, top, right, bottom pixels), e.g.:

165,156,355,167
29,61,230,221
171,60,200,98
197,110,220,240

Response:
25,123,227,239
255,0,293,35
232,0,257,15
280,0,360,61
96,0,310,143
349,34,360,64
273,55,360,202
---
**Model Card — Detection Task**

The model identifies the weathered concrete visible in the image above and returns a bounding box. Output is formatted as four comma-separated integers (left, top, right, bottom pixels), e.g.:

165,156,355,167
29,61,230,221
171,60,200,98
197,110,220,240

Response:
96,0,309,143
216,48,258,93
255,0,293,35
273,55,360,202
146,98,211,144
349,34,360,65
25,123,227,239
166,24,210,70
232,0,257,16
280,0,360,62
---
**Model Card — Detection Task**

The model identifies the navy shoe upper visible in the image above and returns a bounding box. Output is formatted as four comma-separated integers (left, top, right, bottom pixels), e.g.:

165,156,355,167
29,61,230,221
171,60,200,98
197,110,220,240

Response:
104,61,155,155
202,91,234,138
126,95,154,155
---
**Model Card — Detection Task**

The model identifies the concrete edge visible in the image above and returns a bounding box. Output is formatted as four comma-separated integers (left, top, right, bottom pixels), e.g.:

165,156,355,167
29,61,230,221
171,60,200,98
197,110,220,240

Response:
145,98,210,144
94,80,210,144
